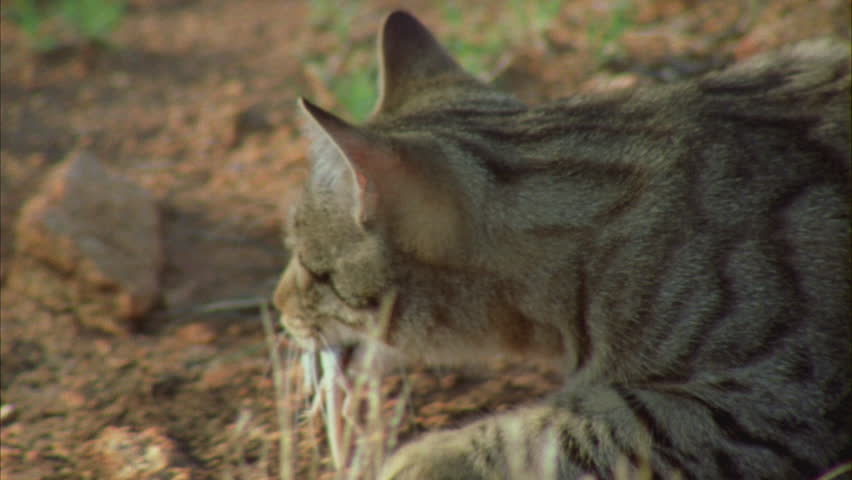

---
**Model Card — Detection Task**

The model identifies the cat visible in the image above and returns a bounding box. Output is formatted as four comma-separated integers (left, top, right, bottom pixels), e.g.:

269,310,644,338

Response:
273,10,851,480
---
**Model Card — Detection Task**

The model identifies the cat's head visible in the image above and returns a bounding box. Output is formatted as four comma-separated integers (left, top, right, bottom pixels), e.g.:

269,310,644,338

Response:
274,11,564,364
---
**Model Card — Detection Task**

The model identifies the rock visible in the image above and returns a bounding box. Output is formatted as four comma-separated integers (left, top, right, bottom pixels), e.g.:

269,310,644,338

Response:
11,151,163,333
234,103,274,137
88,426,191,480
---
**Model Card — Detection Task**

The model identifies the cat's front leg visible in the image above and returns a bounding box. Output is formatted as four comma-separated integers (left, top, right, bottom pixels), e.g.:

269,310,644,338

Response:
380,426,490,480
380,404,595,480
382,381,840,479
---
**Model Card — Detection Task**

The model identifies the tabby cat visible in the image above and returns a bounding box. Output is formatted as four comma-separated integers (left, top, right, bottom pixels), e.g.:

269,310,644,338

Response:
273,10,851,479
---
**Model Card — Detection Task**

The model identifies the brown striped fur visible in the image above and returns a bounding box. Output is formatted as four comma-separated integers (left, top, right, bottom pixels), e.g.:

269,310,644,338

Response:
273,11,851,479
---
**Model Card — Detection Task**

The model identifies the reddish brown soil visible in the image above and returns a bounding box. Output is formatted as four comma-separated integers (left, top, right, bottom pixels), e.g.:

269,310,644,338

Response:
1,1,848,478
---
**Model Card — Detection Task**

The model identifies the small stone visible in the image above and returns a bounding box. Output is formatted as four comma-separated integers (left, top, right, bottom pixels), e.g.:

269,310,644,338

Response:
60,390,86,409
439,372,460,390
200,362,241,390
419,401,451,417
88,426,191,480
235,103,274,135
0,445,22,458
175,322,216,345
11,152,163,333
0,404,16,425
419,413,450,428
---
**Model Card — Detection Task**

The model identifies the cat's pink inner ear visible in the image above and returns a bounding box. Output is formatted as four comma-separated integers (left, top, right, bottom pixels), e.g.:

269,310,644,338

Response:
375,11,467,113
353,169,379,225
353,169,368,191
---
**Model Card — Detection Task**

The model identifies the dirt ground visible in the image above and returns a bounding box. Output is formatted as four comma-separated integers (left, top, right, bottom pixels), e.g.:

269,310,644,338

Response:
1,1,848,479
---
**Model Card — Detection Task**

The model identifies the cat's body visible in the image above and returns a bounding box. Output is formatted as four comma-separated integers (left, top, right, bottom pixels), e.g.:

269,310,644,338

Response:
274,11,851,479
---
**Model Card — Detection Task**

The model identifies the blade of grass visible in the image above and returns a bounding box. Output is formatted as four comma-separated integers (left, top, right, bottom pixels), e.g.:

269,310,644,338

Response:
260,301,295,480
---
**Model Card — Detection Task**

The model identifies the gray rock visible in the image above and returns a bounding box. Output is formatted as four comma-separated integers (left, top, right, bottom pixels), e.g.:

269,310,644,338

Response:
12,152,162,333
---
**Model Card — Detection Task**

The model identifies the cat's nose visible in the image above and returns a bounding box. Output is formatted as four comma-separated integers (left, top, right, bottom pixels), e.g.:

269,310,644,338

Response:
272,272,290,312
294,260,311,290
272,259,312,311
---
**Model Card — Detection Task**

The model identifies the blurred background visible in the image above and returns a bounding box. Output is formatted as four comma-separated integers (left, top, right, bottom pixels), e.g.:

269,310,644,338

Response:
1,1,849,478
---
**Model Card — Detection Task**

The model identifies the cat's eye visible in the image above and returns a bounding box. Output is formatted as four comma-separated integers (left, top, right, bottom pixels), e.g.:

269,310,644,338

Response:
364,296,380,309
298,255,330,283
314,271,331,283
297,255,380,310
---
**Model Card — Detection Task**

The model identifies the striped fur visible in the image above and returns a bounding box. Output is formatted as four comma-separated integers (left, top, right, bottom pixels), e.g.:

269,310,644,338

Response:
274,11,851,479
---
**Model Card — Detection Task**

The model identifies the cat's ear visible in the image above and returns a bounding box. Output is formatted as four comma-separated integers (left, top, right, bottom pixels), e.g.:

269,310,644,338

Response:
299,97,468,263
374,10,472,113
298,97,396,225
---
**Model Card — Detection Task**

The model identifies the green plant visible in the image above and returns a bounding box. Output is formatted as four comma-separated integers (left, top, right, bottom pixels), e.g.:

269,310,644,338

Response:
303,1,562,121
59,0,126,45
305,0,376,122
441,4,506,80
441,1,562,82
330,67,376,124
506,0,561,48
4,0,126,52
4,0,58,51
587,0,635,65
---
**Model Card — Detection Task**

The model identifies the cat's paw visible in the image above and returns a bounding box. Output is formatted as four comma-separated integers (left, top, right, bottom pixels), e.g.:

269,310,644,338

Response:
380,430,487,480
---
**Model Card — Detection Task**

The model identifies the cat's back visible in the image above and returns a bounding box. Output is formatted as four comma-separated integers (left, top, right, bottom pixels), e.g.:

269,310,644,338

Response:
692,38,850,164
657,38,850,315
679,38,851,263
573,39,851,383
621,37,851,244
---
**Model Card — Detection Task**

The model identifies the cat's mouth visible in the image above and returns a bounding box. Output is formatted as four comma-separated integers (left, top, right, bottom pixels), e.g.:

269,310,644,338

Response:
313,340,389,376
300,338,380,384
302,334,401,385
285,288,402,381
